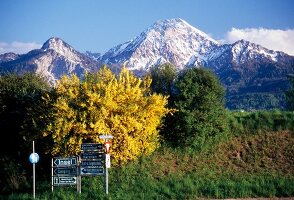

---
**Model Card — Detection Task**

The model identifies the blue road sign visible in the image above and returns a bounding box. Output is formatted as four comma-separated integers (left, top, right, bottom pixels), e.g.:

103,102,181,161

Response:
53,167,77,176
81,143,103,151
80,167,104,175
29,153,39,164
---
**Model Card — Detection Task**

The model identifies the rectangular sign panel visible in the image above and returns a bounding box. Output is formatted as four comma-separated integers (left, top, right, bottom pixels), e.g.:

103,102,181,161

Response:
53,167,77,176
81,143,103,151
99,135,114,140
105,154,111,168
81,152,104,160
81,160,103,167
53,157,77,166
80,167,104,176
53,176,77,185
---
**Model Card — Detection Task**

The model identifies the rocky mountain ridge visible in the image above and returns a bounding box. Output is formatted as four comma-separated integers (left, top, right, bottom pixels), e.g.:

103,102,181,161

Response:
0,37,100,84
0,19,293,109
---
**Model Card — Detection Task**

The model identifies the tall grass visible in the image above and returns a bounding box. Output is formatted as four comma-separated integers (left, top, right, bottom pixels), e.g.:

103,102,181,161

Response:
229,110,294,135
5,168,293,199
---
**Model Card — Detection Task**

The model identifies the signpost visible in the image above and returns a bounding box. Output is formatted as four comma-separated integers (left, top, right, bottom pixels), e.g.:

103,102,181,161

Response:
52,156,78,191
79,143,104,177
51,136,114,195
29,141,39,199
98,135,114,195
79,142,104,188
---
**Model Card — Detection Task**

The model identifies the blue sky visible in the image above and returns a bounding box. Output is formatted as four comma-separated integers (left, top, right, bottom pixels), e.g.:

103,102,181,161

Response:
0,0,293,55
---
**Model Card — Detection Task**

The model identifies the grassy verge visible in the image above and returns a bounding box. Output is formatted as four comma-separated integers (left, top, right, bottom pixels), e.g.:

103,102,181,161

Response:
3,110,294,199
4,130,293,199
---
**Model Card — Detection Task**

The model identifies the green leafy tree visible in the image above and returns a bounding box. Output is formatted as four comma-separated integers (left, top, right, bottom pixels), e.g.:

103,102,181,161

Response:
286,74,294,110
150,63,177,96
0,73,50,193
163,68,229,150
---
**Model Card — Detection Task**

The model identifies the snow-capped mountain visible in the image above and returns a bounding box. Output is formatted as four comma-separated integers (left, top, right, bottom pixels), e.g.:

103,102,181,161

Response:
204,39,294,109
100,18,293,78
99,19,293,109
206,39,293,86
206,39,289,69
0,37,100,84
0,19,293,109
101,18,219,71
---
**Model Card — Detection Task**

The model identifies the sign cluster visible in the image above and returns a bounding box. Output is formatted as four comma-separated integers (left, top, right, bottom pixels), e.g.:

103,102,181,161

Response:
52,157,78,186
51,136,113,194
80,143,104,176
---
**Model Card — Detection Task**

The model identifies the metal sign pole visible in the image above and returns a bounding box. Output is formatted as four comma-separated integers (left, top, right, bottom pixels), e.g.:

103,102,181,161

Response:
51,158,53,192
79,174,81,194
29,141,39,199
33,141,36,199
77,156,81,194
99,135,113,195
105,166,108,195
105,145,108,195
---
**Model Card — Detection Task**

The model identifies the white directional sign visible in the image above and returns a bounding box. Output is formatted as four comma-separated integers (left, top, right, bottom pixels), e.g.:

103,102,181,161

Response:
99,135,114,140
53,157,77,166
53,177,77,185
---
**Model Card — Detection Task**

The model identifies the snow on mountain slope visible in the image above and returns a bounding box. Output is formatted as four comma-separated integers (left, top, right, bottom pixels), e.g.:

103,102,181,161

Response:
1,18,293,110
206,39,291,71
0,37,100,84
101,18,219,71
41,37,82,63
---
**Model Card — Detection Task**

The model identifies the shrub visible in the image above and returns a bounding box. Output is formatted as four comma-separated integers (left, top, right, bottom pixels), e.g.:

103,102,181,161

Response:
163,68,229,150
42,66,171,165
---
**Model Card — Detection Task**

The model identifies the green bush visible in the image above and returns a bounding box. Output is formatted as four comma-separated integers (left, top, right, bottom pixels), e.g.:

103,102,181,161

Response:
162,68,229,150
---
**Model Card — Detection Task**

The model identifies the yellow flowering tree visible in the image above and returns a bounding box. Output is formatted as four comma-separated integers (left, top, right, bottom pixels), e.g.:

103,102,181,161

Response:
43,66,171,165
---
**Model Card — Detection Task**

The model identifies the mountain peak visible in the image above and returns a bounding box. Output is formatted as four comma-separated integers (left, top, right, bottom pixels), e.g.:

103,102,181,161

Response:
40,37,82,62
229,39,281,64
149,18,217,44
101,18,219,70
41,37,68,50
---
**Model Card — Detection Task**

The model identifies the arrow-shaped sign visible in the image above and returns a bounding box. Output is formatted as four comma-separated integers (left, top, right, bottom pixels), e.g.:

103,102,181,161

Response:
81,152,104,160
81,143,103,151
53,176,77,185
53,167,77,175
80,167,104,175
53,157,77,166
